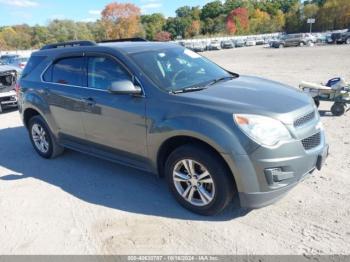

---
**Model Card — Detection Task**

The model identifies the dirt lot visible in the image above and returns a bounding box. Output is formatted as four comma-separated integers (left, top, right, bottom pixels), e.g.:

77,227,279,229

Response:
0,45,349,255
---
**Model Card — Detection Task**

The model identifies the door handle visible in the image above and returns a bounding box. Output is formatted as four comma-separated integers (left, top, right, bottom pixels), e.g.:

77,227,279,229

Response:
82,97,96,107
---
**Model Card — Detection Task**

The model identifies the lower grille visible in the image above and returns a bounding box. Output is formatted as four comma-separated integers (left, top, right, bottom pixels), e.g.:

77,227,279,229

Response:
302,132,321,150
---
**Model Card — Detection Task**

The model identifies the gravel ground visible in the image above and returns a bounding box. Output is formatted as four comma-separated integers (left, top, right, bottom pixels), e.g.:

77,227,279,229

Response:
0,44,349,255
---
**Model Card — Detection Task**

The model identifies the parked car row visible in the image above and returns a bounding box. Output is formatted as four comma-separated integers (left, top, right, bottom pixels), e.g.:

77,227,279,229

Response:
270,30,350,48
178,29,350,52
177,36,274,52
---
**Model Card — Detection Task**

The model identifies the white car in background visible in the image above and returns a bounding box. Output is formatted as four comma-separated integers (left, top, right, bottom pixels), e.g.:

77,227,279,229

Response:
208,40,221,50
245,39,256,46
0,65,18,113
192,41,206,52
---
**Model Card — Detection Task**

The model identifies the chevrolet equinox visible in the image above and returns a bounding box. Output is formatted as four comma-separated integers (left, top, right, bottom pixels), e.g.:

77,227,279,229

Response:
18,40,329,215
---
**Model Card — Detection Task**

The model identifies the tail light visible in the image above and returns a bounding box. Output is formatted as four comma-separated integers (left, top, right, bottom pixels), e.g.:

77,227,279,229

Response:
15,83,20,97
19,63,26,69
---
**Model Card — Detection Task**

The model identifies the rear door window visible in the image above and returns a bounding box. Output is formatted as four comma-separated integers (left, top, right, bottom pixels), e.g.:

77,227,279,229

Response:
52,57,85,86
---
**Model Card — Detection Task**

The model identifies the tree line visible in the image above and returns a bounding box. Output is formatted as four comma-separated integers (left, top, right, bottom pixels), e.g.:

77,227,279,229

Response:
0,0,349,50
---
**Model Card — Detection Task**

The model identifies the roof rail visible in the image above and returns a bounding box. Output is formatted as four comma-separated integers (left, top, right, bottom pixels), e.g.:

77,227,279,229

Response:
41,40,96,50
98,38,148,43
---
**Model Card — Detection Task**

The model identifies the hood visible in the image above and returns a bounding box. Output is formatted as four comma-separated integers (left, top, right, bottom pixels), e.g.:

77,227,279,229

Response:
180,75,314,123
0,65,18,72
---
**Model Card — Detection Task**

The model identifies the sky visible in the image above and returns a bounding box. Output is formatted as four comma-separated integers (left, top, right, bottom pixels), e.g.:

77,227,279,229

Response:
0,0,213,26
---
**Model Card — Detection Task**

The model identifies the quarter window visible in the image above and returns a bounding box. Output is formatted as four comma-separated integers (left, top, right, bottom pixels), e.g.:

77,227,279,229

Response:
87,56,130,90
22,56,46,78
52,57,85,86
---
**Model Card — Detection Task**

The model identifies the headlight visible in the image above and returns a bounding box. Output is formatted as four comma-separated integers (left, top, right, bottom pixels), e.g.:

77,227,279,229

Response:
234,114,292,146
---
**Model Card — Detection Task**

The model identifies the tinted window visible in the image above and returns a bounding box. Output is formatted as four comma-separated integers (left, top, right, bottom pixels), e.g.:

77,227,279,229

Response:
87,56,130,90
22,56,46,78
52,57,85,86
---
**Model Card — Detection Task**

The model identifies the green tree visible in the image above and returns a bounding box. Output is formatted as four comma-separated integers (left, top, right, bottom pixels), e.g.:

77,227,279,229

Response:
271,10,286,32
141,13,166,40
249,9,272,34
0,35,7,50
224,0,244,13
202,15,226,35
87,21,108,42
176,6,192,18
284,2,303,33
163,17,191,39
0,27,20,49
311,0,327,7
201,1,224,20
303,3,319,19
47,20,79,42
31,25,50,48
316,0,350,30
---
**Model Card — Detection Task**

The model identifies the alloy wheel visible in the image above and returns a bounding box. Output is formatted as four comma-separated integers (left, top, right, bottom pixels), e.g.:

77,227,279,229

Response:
172,159,215,207
31,123,50,153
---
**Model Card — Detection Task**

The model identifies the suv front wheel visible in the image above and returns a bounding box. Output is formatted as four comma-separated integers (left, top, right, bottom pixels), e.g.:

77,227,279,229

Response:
28,115,64,159
165,144,235,216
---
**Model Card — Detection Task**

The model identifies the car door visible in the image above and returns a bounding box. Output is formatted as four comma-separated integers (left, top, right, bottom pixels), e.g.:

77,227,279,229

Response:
293,34,301,46
42,55,87,141
284,35,292,47
79,53,148,169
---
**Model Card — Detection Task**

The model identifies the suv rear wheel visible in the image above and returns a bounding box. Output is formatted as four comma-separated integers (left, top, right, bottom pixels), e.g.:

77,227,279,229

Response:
28,115,64,159
165,144,235,216
346,38,350,45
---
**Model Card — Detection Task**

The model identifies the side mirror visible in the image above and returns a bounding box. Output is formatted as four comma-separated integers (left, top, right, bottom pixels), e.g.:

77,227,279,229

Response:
108,80,142,95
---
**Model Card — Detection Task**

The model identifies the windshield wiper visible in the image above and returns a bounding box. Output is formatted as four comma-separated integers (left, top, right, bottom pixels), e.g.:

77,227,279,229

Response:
206,75,236,87
170,86,208,94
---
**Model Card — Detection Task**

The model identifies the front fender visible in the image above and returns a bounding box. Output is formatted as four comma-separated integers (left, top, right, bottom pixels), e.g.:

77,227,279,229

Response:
147,114,257,169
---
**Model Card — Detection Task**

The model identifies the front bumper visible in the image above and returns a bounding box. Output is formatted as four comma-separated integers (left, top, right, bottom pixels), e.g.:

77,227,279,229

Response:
223,125,329,209
0,91,18,109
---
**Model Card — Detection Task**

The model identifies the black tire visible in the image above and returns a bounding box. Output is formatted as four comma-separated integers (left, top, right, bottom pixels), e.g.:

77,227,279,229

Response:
0,103,2,113
346,38,350,45
331,102,345,116
28,115,64,159
314,97,320,108
165,144,235,216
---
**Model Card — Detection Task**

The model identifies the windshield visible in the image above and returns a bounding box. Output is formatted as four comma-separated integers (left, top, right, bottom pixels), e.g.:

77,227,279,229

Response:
130,47,231,92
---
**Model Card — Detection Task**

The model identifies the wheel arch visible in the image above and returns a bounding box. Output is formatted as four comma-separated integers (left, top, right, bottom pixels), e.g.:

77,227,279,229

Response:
23,107,42,129
156,135,238,192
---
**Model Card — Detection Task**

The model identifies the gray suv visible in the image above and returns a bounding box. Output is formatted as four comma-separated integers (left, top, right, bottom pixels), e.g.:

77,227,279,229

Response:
18,40,329,215
272,33,315,48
